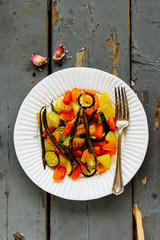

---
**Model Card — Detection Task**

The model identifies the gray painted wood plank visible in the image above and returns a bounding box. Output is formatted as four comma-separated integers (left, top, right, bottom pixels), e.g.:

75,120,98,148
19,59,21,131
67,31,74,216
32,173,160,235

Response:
50,1,132,240
0,0,48,239
131,0,160,239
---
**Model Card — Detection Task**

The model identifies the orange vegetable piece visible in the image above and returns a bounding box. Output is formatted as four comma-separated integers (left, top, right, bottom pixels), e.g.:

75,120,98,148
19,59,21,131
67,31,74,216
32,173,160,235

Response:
71,165,82,179
42,126,54,138
81,149,89,163
92,94,99,110
53,166,66,182
72,138,85,150
108,116,116,131
82,92,93,105
92,140,107,148
95,124,104,139
63,121,73,135
72,88,81,102
36,112,40,121
47,135,54,146
52,131,60,144
54,147,62,155
71,164,84,179
73,150,83,158
83,89,97,96
86,108,98,121
63,90,72,105
76,124,86,135
97,163,106,174
59,109,75,122
102,141,116,156
89,122,97,136
94,146,101,155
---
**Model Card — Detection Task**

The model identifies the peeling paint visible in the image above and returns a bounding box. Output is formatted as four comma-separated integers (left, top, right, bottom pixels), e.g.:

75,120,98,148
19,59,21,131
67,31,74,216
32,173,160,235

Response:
106,33,119,76
23,8,29,14
133,205,145,240
83,3,88,8
46,6,48,40
154,97,160,131
52,1,60,26
128,0,131,39
142,176,147,185
75,47,86,67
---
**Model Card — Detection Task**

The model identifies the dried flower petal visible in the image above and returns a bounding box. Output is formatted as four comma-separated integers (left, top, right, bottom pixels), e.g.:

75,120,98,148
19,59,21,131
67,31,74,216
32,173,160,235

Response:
13,232,25,240
53,44,65,61
31,54,47,66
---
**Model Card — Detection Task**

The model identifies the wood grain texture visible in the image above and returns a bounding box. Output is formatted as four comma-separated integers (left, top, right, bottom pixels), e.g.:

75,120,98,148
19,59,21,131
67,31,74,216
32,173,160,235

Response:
131,0,160,239
0,0,47,239
50,1,132,240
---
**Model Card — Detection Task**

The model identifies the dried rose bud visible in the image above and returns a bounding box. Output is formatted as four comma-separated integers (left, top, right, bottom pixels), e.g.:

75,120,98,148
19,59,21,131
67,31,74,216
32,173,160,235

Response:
31,54,47,66
53,44,65,61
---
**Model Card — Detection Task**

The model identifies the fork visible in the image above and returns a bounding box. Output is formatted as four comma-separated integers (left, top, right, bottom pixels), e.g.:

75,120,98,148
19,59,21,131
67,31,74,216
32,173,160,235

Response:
112,87,129,195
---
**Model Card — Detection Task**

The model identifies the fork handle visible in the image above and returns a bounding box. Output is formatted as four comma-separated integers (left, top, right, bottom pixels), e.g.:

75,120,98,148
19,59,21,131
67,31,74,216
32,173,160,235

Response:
112,128,124,195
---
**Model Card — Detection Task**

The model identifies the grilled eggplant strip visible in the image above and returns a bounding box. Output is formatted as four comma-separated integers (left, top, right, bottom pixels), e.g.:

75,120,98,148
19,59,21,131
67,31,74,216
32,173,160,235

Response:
69,107,82,149
69,107,82,166
87,109,98,123
98,111,110,133
39,107,46,169
83,108,97,166
51,100,58,114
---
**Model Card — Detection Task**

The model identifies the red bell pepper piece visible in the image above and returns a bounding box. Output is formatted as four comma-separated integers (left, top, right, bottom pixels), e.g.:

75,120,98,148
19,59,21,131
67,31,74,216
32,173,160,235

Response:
71,165,82,179
73,150,83,158
59,109,75,122
96,163,106,174
108,116,116,131
53,166,66,182
102,141,116,156
63,121,73,135
92,140,107,148
95,124,104,139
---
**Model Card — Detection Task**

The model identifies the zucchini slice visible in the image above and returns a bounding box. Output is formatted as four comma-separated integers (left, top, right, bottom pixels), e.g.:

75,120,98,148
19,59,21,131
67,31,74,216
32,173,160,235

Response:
45,150,59,167
78,94,94,108
82,165,97,177
54,126,66,142
66,161,73,176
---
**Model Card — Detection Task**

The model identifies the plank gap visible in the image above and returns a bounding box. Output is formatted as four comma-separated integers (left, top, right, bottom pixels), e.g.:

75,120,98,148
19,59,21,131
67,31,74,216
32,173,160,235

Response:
46,1,52,240
47,0,53,74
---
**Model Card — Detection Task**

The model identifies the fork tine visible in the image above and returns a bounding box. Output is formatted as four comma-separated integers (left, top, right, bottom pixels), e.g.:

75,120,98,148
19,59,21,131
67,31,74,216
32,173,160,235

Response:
115,88,118,119
121,87,125,119
118,87,121,119
123,88,129,119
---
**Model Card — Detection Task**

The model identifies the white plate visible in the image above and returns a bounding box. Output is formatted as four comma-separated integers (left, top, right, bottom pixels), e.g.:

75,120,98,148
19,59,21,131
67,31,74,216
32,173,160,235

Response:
14,67,149,201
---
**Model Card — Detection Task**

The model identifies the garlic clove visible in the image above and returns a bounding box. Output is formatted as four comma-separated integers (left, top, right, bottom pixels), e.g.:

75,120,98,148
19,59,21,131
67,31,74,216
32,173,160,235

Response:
31,54,47,66
53,44,65,61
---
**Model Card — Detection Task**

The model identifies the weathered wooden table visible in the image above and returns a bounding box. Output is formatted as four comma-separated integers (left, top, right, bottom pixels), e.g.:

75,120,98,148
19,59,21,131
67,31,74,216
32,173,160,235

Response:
0,1,160,239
